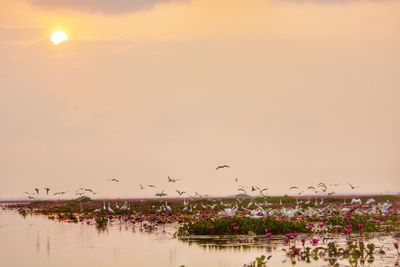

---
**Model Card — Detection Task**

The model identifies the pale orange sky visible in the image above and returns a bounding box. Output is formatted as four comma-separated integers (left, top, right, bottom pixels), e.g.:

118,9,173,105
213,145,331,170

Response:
1,0,399,198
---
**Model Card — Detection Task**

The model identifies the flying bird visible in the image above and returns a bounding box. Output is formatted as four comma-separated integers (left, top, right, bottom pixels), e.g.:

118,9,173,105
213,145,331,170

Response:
53,191,67,196
215,165,230,170
348,183,359,190
84,188,96,194
176,190,185,196
238,188,247,194
289,186,298,190
257,187,268,194
140,184,145,190
155,191,167,197
168,176,180,183
44,188,50,195
34,188,39,195
107,178,120,182
147,185,156,188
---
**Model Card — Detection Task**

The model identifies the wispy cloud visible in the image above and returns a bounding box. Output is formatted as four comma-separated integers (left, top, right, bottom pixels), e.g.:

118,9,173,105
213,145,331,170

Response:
27,0,186,14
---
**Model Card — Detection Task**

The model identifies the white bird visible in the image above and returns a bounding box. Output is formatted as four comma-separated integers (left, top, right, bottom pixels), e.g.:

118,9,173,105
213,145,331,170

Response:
218,206,238,217
107,203,114,213
120,201,128,211
378,201,392,215
351,198,362,205
280,207,301,218
248,208,265,219
103,201,106,210
183,199,189,211
366,198,376,205
209,204,216,210
164,201,172,212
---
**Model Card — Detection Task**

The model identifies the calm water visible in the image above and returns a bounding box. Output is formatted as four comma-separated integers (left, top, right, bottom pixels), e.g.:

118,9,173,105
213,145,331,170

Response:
0,209,398,267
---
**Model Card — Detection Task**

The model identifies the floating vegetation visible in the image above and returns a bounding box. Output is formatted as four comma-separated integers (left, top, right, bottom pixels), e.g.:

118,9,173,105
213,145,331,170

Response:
95,217,108,229
177,217,309,236
243,255,272,267
282,240,384,266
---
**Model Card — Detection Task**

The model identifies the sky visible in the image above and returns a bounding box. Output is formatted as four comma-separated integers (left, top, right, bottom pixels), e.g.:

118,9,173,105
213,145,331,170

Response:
1,0,399,199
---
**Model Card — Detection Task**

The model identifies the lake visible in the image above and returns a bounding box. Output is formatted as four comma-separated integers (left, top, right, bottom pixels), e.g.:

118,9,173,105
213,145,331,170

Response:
0,209,398,267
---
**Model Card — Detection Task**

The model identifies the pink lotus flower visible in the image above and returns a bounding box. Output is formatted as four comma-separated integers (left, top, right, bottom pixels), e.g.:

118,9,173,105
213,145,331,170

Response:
311,237,319,246
285,232,298,239
230,222,240,231
343,224,353,236
265,231,272,238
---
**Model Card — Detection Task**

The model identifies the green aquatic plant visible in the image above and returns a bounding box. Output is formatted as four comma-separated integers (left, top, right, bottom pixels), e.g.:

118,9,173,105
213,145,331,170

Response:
282,241,378,266
178,217,308,236
243,255,271,267
327,215,378,232
95,217,108,228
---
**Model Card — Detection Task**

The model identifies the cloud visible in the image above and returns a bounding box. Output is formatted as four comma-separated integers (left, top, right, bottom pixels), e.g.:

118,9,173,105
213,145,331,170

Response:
27,0,186,14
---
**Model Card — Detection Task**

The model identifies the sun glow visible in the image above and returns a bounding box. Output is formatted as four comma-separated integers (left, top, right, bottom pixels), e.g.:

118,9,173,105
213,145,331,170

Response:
50,31,68,45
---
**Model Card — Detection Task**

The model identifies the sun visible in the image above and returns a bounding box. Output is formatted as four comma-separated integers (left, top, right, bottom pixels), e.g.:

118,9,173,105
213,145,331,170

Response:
50,31,68,45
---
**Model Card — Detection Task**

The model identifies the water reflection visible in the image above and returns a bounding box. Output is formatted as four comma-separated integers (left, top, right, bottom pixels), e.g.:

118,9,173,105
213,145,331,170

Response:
180,234,400,266
0,210,398,267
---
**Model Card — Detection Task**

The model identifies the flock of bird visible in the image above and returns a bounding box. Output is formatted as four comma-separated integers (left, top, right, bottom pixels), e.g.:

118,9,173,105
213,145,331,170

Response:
18,163,397,235
22,164,231,199
22,164,362,203
90,193,393,220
